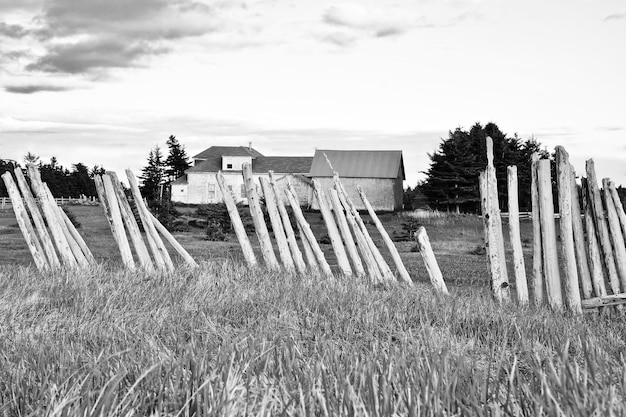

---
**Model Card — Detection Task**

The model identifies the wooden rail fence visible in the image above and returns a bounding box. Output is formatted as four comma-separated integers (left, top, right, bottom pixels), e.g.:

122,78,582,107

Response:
480,137,626,313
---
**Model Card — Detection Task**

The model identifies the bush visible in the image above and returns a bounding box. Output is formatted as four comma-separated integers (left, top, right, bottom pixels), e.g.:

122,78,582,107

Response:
205,221,227,241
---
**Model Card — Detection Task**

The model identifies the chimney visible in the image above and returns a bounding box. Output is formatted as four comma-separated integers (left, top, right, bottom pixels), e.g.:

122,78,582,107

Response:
248,141,252,151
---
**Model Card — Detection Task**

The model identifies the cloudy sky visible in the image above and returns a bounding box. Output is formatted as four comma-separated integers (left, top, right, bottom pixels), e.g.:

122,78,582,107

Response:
1,0,625,186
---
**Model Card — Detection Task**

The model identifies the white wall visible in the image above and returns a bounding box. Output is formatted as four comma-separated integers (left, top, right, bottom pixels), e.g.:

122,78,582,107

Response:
171,183,189,204
222,156,253,171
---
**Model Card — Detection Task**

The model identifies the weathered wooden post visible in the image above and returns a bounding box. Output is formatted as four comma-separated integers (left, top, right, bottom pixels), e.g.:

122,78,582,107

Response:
268,172,307,274
602,178,626,291
358,186,412,285
312,179,352,277
260,177,295,272
416,227,449,295
108,172,154,271
285,184,333,277
483,137,510,303
57,204,95,266
586,160,620,295
1,173,49,270
334,184,382,282
27,164,78,267
242,163,280,270
569,168,593,299
13,167,60,268
328,189,365,278
608,180,626,242
537,159,563,310
530,153,544,305
150,213,198,268
126,169,174,272
507,166,529,305
102,174,135,270
581,178,607,297
216,172,257,268
555,146,582,314
297,222,319,272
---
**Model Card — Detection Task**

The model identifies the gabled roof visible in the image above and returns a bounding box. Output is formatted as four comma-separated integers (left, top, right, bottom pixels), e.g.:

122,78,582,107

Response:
309,150,405,180
192,146,263,160
172,174,188,185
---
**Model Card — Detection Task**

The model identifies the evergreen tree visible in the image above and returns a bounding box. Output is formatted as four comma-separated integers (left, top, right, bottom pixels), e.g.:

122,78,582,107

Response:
422,123,548,213
0,158,18,197
164,135,191,181
140,146,165,201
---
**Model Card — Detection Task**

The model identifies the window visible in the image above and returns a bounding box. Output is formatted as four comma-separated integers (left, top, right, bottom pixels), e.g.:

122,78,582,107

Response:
240,184,247,198
226,163,233,169
208,183,216,200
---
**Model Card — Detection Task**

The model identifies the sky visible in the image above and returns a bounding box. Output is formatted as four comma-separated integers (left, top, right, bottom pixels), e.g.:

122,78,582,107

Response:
1,0,625,187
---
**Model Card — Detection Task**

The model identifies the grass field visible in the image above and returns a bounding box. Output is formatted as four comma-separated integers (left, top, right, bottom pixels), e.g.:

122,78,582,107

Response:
1,205,625,415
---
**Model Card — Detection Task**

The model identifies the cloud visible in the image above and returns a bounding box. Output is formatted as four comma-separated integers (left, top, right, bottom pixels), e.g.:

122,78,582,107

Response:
4,84,74,94
0,22,29,38
604,11,626,21
323,4,412,35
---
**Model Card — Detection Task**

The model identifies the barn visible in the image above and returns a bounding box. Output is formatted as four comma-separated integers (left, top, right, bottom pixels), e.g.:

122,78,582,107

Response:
309,149,405,212
170,146,313,205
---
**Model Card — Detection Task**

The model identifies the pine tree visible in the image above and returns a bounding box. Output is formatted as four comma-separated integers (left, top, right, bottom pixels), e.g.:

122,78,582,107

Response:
140,146,165,201
164,135,191,182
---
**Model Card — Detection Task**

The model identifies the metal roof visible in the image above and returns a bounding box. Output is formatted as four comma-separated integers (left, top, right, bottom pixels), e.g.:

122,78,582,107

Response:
192,146,263,160
186,148,312,175
309,150,405,179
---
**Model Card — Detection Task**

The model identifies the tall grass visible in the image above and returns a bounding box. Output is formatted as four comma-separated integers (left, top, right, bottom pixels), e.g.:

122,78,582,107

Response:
1,261,625,415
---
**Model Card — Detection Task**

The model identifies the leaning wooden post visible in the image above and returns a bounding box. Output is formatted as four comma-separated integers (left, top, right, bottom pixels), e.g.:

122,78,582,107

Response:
484,137,510,302
242,163,280,271
108,172,154,271
1,173,49,271
569,168,593,299
581,178,607,297
334,178,384,282
312,179,352,277
260,177,295,272
150,213,198,268
285,184,333,277
507,166,529,305
268,172,306,274
416,226,449,295
357,186,412,284
530,153,544,305
328,189,365,278
13,167,60,268
602,178,626,292
297,222,319,272
586,160,620,295
536,159,563,310
216,172,257,268
608,180,626,243
555,146,581,314
27,164,77,267
57,204,96,265
334,176,395,281
102,174,135,270
126,169,173,272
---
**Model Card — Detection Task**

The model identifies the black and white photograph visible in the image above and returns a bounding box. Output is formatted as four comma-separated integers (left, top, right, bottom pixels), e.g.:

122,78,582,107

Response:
1,0,625,414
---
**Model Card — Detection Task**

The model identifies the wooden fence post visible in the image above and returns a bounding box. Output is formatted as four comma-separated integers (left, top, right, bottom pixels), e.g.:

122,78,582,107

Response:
531,153,544,305
268,172,306,274
102,174,135,270
297,222,319,272
569,168,593,299
608,180,626,242
484,137,510,302
602,178,626,292
480,171,504,302
260,177,295,272
126,169,173,272
285,184,333,277
586,160,620,295
328,189,365,278
57,203,96,265
334,176,395,281
581,178,607,297
555,146,582,314
537,159,563,310
507,166,529,305
216,172,257,268
13,167,60,268
108,172,155,271
150,213,198,268
335,186,381,282
416,226,449,295
1,173,49,271
358,186,412,284
242,163,280,271
312,179,352,277
27,164,78,268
